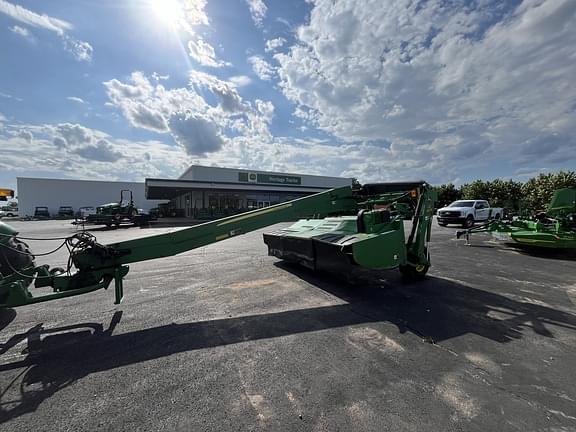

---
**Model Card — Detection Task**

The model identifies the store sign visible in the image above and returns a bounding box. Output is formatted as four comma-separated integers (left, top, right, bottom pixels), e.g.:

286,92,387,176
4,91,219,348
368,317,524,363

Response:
238,172,302,185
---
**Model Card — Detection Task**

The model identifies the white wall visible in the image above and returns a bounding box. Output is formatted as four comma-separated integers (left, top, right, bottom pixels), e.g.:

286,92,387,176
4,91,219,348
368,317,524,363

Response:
179,165,352,188
17,178,167,217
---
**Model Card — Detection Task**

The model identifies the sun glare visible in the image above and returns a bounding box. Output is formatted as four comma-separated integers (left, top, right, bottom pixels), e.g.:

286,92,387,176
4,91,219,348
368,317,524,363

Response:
150,0,183,26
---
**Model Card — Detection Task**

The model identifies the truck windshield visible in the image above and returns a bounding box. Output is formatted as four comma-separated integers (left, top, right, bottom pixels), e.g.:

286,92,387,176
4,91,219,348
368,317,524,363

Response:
449,201,474,207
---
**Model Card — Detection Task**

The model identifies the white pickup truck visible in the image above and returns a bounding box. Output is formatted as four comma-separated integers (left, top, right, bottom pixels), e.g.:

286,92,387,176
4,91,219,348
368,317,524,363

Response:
437,200,503,228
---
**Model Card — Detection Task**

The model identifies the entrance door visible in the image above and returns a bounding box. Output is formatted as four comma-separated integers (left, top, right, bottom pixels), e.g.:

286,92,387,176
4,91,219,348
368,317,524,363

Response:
257,201,270,208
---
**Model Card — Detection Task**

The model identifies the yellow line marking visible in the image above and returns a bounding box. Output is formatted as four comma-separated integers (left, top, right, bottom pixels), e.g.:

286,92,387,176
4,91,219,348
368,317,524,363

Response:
215,233,229,241
217,203,293,226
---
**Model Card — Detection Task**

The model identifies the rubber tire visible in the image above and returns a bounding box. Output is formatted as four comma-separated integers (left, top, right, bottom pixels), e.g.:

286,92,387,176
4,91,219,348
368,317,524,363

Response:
0,237,35,278
494,213,501,220
463,215,474,228
399,263,430,280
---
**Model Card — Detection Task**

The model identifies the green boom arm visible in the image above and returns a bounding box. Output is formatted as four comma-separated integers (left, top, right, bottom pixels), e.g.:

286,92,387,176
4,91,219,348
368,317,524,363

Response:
1,187,358,307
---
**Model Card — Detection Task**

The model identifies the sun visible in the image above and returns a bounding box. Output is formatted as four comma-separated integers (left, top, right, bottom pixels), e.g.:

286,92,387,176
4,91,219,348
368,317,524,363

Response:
150,0,183,27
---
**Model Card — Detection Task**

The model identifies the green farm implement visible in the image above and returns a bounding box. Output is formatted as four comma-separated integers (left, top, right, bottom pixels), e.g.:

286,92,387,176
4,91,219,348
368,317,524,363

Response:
0,181,436,308
84,189,150,228
457,187,576,250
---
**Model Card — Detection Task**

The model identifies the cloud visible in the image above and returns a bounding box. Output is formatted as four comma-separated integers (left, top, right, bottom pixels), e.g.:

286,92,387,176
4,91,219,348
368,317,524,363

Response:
66,96,85,104
53,136,66,148
189,71,248,113
229,75,252,87
168,112,224,155
103,71,275,157
129,103,169,132
187,38,225,68
54,123,93,146
9,24,31,38
0,0,71,34
74,139,123,162
63,36,93,62
0,0,92,62
0,121,189,184
248,55,275,81
18,130,32,143
255,100,274,124
246,0,267,27
265,37,286,52
274,0,576,180
152,72,170,81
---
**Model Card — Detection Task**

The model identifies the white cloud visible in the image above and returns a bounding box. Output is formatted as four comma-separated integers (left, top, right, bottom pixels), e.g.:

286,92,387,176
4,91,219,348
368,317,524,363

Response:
18,130,32,143
152,72,170,81
0,0,92,62
169,112,224,155
66,96,85,104
74,139,123,162
248,55,275,81
0,0,70,34
274,0,576,180
9,24,30,38
187,38,226,68
255,100,274,124
63,36,93,62
103,71,275,157
246,0,267,27
189,70,248,113
265,37,286,52
229,75,252,87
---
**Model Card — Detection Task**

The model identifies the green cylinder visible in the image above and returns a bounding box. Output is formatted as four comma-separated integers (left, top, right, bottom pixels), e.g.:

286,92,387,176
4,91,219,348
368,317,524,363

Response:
0,221,17,246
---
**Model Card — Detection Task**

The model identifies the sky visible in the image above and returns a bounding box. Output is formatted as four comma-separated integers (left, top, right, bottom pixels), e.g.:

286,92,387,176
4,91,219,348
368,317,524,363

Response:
0,0,575,191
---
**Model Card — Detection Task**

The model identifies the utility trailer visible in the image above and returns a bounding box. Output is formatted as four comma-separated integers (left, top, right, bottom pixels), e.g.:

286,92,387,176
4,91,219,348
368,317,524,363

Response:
0,181,436,308
82,190,151,228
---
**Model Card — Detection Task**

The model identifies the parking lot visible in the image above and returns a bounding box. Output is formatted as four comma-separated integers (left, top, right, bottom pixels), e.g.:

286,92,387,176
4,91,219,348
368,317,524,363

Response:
1,218,576,431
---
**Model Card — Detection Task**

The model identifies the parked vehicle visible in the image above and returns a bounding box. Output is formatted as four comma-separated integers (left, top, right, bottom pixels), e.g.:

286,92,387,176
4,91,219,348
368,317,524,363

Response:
85,190,151,228
34,206,50,219
0,206,18,218
76,206,96,218
58,206,75,217
437,200,503,228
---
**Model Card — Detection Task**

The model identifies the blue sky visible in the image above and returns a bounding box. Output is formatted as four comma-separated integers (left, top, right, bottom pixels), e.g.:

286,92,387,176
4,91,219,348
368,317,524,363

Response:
0,0,575,192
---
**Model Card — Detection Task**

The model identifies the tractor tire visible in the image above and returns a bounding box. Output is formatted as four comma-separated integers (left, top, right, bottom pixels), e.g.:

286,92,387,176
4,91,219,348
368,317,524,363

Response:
463,215,474,229
0,237,35,278
399,262,429,279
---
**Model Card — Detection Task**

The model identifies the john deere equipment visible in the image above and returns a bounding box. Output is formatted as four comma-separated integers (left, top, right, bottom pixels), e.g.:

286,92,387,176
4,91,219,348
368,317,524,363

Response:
457,187,576,249
85,190,149,228
0,181,436,308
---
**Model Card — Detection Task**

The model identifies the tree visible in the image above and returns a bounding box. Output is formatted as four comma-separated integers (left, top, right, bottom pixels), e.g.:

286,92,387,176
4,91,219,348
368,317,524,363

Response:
460,179,523,211
522,171,576,211
433,183,462,208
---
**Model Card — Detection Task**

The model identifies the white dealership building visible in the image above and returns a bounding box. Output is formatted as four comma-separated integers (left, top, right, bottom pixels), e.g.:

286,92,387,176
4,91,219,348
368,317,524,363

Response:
17,165,352,219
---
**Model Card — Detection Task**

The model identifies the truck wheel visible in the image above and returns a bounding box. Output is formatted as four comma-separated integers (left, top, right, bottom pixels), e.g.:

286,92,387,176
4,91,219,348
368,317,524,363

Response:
494,213,501,220
463,215,474,228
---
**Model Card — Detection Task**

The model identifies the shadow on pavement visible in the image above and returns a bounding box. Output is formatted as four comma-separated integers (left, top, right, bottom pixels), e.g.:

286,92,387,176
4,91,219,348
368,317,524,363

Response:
1,271,576,423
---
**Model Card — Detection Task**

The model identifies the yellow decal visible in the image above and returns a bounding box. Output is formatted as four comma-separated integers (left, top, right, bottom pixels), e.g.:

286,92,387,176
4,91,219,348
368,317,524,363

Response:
217,203,293,226
215,233,229,241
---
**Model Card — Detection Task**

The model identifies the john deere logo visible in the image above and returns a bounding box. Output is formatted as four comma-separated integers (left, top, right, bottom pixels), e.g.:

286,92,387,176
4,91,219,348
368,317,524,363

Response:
248,173,257,182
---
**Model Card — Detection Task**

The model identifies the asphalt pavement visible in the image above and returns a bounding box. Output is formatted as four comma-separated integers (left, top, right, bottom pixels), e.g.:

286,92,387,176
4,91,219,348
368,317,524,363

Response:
1,218,576,431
